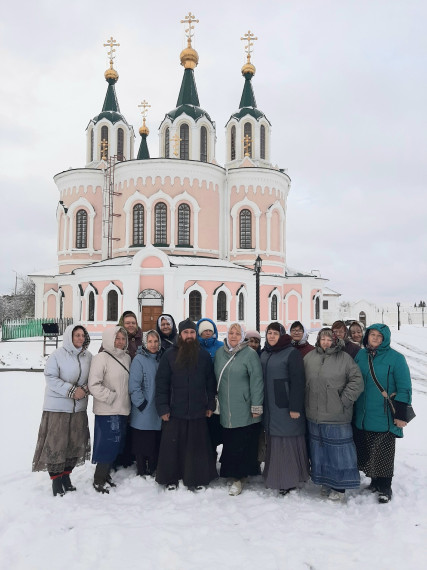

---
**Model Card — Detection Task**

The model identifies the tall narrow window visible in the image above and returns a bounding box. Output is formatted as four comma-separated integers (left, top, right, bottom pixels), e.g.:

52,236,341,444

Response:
76,209,87,249
165,127,170,158
238,292,244,321
154,202,167,244
189,291,202,321
117,128,124,161
217,291,227,322
100,125,108,159
133,204,144,246
107,290,118,321
177,204,190,246
243,122,252,157
88,291,95,322
180,124,189,160
271,296,278,320
230,125,236,160
200,126,207,162
90,129,94,162
260,125,266,159
239,209,252,249
315,297,320,320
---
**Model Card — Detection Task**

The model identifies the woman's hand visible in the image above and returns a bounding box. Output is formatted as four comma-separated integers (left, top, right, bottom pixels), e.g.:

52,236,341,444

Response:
161,413,170,422
73,387,87,400
252,413,261,418
290,411,300,419
394,419,407,428
206,410,213,418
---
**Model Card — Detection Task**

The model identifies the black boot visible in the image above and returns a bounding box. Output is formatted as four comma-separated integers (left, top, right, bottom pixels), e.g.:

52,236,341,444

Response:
52,476,65,497
376,477,393,503
93,463,111,494
367,477,379,492
62,472,77,492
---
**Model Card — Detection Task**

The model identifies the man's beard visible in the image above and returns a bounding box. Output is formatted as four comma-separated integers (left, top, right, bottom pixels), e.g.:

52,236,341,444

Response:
176,337,199,369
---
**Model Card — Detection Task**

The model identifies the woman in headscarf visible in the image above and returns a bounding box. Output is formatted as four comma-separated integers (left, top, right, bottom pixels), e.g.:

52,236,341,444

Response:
156,314,178,354
289,321,315,358
261,322,309,495
89,326,131,493
32,324,92,496
348,321,365,347
214,323,264,496
353,324,412,503
129,330,162,477
304,328,363,501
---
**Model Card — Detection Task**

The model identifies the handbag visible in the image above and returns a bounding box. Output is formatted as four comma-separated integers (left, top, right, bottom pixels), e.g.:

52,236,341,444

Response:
214,352,237,415
368,355,415,423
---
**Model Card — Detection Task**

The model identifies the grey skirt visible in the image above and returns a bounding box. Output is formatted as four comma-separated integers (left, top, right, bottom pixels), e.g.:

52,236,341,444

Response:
32,411,91,474
263,434,309,491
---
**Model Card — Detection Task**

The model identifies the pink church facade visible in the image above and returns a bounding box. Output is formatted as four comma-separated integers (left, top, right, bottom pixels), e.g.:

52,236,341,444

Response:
31,27,327,334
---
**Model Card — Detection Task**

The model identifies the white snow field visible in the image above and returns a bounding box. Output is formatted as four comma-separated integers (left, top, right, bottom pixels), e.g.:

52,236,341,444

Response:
0,327,426,569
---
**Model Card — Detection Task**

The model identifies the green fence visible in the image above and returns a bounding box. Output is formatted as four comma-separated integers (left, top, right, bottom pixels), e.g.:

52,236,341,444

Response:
1,318,73,341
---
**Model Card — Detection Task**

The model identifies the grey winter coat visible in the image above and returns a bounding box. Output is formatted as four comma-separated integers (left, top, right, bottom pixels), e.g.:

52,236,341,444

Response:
304,340,363,424
89,327,131,416
43,324,92,413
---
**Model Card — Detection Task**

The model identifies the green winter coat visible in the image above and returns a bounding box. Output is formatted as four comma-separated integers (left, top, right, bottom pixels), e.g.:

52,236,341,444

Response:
214,342,264,429
353,324,412,438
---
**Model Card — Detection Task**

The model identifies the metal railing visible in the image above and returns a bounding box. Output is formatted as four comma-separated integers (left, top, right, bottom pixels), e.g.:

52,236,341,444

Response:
1,318,73,341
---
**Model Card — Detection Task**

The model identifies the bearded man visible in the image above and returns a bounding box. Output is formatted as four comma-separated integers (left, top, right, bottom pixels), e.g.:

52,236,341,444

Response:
155,318,218,491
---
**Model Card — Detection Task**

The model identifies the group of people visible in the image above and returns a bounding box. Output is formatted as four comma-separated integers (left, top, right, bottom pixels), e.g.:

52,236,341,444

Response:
32,312,413,504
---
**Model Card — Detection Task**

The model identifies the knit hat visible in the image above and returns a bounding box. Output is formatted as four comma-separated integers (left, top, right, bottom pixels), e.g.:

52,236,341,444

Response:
198,320,214,335
178,318,197,334
245,329,261,341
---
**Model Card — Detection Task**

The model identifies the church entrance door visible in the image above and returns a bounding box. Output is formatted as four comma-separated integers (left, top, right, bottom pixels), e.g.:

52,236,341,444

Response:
141,306,163,332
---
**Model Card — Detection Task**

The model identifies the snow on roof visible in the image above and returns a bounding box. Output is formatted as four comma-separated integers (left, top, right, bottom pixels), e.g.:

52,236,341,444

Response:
168,255,251,270
81,256,133,268
28,268,59,277
322,286,341,296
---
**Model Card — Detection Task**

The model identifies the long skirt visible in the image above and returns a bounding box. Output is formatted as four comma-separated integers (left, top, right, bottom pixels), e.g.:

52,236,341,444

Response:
92,415,127,464
264,434,310,491
156,417,218,487
131,427,161,474
307,420,360,490
32,411,90,473
353,427,396,478
220,422,261,479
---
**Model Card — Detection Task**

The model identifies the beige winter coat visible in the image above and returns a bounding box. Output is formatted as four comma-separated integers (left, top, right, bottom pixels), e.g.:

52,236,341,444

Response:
89,326,131,416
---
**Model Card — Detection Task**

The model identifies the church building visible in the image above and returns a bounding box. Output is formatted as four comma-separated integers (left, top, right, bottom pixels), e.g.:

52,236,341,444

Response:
31,14,327,334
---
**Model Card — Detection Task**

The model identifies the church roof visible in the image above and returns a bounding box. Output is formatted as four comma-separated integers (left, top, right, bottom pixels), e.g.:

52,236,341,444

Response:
137,133,150,160
165,68,213,124
227,71,270,126
92,73,129,126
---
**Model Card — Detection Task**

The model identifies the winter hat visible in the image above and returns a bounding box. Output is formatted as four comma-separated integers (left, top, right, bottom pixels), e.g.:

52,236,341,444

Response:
245,329,261,341
178,318,197,334
198,321,214,335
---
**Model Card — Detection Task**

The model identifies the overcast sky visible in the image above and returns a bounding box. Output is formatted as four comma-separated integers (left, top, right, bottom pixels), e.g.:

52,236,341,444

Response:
1,0,426,304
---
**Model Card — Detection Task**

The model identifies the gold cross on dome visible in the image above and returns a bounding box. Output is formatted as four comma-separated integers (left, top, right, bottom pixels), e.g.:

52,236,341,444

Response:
171,132,182,157
243,134,252,157
138,100,151,122
181,12,199,47
241,30,258,63
103,36,120,65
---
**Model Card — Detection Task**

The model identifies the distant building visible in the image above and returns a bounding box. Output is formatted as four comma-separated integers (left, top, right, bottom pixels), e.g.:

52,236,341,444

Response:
30,17,327,333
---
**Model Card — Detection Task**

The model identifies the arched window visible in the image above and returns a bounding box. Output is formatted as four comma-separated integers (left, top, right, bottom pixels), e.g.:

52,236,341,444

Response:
238,292,244,321
133,204,144,246
107,290,118,321
217,291,227,322
100,125,108,159
88,291,95,322
189,291,201,321
76,209,87,249
180,124,189,160
154,202,167,244
260,125,266,159
243,122,252,157
164,127,170,158
117,128,124,161
271,295,278,320
231,125,236,160
90,129,94,162
177,203,190,246
239,209,252,249
315,297,320,320
200,126,207,162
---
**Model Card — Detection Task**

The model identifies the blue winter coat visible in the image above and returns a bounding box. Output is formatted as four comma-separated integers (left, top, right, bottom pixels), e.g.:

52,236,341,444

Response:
129,347,162,431
353,324,412,437
196,318,224,361
43,324,92,413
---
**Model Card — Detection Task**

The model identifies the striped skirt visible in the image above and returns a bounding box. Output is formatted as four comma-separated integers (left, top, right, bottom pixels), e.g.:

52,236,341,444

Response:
307,420,360,490
263,434,309,491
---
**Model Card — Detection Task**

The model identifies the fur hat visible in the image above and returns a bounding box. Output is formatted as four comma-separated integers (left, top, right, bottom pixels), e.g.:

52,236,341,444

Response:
178,318,197,334
198,320,214,335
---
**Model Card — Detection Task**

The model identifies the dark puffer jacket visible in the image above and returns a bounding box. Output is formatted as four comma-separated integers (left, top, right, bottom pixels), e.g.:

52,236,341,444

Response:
155,345,216,420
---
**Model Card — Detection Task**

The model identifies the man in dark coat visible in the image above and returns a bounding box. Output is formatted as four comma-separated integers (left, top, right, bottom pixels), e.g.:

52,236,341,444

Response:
332,320,360,359
155,319,218,490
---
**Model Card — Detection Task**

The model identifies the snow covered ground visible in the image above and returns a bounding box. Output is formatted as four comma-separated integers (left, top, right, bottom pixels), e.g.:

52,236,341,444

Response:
1,327,426,569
